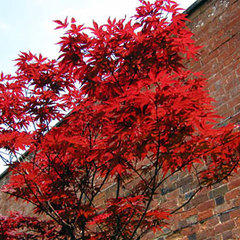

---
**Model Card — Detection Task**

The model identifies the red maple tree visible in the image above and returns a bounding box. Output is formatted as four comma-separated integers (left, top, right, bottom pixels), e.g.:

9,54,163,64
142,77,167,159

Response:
0,0,240,239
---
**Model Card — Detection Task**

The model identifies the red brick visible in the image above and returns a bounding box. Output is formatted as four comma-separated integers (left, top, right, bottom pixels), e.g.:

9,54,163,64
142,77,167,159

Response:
206,216,219,228
197,228,215,240
232,227,240,239
181,225,200,236
228,177,240,190
191,191,209,206
222,230,233,240
180,208,198,219
234,216,240,225
162,199,178,210
230,208,240,219
233,197,240,207
215,220,235,234
198,209,213,222
197,199,215,212
225,188,240,201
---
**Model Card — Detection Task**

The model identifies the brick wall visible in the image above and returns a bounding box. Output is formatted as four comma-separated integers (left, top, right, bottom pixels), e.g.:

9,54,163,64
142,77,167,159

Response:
155,0,240,239
0,0,240,239
0,171,35,216
188,0,240,120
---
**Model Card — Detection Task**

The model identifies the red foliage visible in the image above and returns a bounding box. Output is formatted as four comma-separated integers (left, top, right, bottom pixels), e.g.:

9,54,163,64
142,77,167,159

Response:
0,0,240,239
0,212,58,239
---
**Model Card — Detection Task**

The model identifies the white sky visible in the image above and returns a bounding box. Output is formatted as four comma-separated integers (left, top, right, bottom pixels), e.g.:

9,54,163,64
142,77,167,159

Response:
0,0,196,173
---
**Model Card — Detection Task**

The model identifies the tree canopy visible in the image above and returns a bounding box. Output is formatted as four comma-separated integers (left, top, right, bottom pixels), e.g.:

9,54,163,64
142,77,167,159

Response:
0,0,240,239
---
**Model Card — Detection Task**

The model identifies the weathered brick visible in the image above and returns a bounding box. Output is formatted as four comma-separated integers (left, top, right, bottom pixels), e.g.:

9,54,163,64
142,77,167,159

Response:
215,196,225,205
219,212,230,223
209,185,228,199
161,186,178,196
187,233,196,240
214,202,233,215
186,215,198,225
176,175,193,188
178,219,188,229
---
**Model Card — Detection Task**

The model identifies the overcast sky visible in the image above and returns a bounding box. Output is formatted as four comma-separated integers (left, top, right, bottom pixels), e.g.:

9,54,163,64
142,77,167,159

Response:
0,0,196,173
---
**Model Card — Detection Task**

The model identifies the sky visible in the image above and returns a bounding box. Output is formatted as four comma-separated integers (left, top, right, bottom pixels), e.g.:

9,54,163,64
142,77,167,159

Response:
0,0,196,173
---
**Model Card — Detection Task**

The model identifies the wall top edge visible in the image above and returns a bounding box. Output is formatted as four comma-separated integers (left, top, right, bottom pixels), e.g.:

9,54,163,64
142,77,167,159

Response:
184,0,208,16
